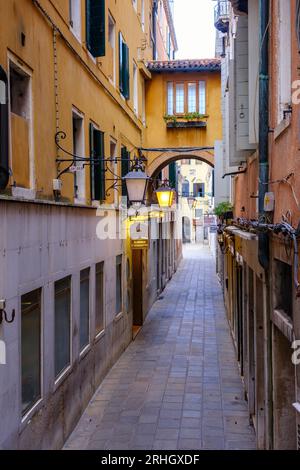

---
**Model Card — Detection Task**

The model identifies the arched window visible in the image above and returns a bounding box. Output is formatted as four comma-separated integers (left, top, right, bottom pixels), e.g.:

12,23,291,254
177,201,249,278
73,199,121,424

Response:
182,180,190,197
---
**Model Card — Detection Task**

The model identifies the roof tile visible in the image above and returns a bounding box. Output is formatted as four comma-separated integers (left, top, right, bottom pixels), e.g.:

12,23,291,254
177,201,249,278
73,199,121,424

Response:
147,59,221,72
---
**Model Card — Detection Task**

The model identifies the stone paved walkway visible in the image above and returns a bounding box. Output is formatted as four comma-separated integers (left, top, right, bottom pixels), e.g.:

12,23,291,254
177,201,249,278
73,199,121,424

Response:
64,245,256,450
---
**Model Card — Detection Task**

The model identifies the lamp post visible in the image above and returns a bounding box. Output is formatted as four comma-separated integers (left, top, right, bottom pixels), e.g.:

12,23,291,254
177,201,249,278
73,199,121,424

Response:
155,181,175,209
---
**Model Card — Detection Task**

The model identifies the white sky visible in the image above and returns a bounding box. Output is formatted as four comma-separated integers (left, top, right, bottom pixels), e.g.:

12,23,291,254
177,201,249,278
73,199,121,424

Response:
173,0,216,59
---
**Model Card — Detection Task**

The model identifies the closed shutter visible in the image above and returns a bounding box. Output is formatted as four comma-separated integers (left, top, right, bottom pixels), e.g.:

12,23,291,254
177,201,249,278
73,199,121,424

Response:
90,124,105,201
119,32,123,95
123,43,130,100
121,146,130,196
86,0,105,58
119,33,130,99
169,162,176,189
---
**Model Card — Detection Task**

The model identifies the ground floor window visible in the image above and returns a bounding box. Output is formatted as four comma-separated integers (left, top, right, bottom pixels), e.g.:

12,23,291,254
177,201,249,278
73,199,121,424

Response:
95,261,105,334
80,268,90,350
54,276,71,378
21,289,41,415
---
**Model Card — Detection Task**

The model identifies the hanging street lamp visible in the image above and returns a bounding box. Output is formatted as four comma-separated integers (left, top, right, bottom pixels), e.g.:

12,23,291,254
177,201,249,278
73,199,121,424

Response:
123,159,150,205
155,180,175,209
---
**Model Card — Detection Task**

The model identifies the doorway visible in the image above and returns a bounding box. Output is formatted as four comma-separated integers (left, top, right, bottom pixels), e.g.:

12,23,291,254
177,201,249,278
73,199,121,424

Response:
132,250,143,338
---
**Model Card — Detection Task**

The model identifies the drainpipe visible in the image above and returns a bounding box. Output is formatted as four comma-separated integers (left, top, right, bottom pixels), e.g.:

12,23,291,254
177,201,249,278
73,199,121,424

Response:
0,66,9,189
258,0,269,269
152,1,158,60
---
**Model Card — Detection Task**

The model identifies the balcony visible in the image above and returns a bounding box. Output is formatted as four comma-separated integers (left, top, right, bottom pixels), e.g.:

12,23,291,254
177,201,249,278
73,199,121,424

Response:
214,1,230,33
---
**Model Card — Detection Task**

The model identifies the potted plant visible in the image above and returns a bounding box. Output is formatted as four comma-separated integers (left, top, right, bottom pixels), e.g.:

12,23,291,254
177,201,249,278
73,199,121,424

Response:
214,201,233,224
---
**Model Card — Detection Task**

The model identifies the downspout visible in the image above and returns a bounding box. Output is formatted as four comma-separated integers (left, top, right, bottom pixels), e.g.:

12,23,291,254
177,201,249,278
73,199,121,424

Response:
0,66,9,189
258,0,269,269
152,0,158,60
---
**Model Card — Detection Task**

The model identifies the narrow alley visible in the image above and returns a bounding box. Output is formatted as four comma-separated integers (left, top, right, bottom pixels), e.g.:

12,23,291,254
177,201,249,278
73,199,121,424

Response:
65,246,256,451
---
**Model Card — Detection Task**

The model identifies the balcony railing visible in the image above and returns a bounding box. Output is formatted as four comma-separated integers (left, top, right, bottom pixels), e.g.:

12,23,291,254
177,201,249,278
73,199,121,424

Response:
214,1,230,33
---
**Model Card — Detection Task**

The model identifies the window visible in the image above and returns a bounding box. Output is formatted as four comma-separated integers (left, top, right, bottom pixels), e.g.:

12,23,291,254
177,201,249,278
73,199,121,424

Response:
167,82,173,115
108,13,116,84
110,139,118,205
54,277,71,378
199,81,206,114
95,262,105,334
116,255,122,315
175,83,184,114
119,33,130,99
274,259,293,319
188,83,197,112
21,289,41,415
69,0,81,40
80,268,90,350
86,0,105,58
182,180,190,197
89,123,105,201
133,62,138,115
9,60,32,189
167,81,206,115
72,110,85,203
193,183,205,198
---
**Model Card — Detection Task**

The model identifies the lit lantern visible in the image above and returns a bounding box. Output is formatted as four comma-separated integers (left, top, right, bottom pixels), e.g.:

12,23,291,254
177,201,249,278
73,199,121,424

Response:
155,182,175,208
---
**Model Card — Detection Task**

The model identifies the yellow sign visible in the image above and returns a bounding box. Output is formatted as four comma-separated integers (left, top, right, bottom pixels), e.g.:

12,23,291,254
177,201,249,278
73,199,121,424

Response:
131,239,149,250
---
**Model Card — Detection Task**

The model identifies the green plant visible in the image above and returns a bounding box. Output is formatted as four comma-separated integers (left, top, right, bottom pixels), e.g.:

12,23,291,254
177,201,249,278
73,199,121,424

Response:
184,112,209,121
214,201,233,217
163,114,178,123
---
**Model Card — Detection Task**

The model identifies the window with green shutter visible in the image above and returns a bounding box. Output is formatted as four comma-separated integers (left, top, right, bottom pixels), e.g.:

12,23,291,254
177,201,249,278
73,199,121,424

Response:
169,162,177,189
86,0,105,58
119,33,130,100
121,146,130,197
90,123,105,201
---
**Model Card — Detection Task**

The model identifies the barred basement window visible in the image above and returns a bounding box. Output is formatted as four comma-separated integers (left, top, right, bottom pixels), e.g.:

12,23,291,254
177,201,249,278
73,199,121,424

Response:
116,255,123,315
95,261,105,334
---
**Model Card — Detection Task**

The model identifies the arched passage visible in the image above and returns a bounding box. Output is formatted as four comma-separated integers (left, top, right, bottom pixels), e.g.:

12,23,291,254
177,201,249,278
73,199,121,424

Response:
147,150,214,178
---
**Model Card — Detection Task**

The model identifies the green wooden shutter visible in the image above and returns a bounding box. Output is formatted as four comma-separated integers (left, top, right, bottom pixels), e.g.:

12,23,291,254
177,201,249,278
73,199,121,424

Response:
119,32,124,95
86,0,106,58
169,162,176,189
121,146,130,197
90,124,105,201
123,43,130,100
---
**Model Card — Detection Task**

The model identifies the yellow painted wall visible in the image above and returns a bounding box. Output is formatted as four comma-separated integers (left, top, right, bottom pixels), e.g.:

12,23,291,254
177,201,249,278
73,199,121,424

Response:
144,71,222,172
0,0,155,203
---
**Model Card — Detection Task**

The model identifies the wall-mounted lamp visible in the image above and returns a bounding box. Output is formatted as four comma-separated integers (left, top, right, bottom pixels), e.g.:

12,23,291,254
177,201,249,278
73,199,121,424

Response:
0,300,15,325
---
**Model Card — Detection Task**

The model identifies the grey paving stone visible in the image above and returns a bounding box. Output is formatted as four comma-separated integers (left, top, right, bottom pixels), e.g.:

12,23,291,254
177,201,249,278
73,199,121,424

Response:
64,246,256,451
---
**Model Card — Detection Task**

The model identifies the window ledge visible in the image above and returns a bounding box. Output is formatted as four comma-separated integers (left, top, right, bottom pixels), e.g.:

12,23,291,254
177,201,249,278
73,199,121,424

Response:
79,344,92,362
20,398,44,431
53,365,73,392
271,309,294,343
94,329,106,343
274,115,291,140
166,121,207,129
114,312,124,323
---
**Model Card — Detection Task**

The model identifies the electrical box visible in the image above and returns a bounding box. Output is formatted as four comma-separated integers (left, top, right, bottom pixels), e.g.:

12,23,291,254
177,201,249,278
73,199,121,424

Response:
53,179,62,191
264,192,275,212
